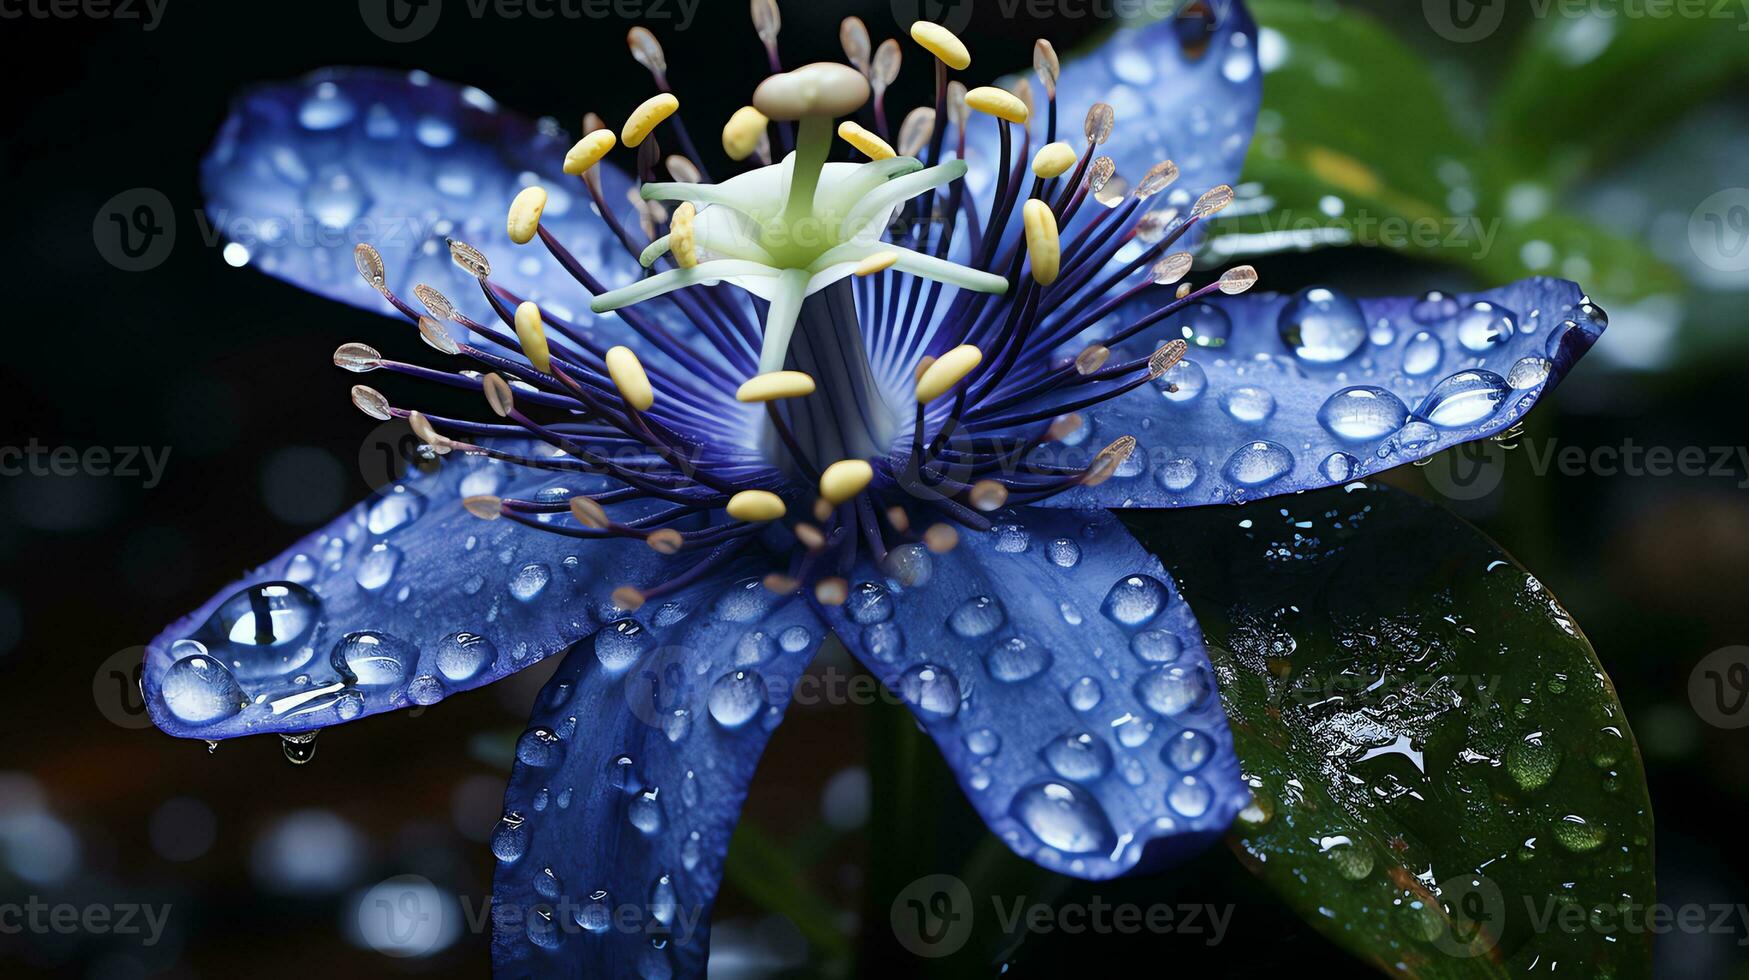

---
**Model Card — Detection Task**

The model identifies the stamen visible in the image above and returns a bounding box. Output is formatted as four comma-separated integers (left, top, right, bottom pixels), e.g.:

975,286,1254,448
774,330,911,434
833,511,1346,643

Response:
909,21,970,70
482,373,514,418
1084,103,1116,145
840,16,871,73
627,27,667,79
647,529,685,555
736,371,817,402
818,459,873,504
813,577,849,605
669,202,699,269
838,120,895,160
726,490,786,522
512,302,552,374
969,479,1008,511
333,343,381,373
563,130,617,175
897,108,934,158
1085,436,1137,487
1033,142,1077,179
506,186,547,245
854,251,898,276
604,346,655,411
1023,199,1061,286
966,86,1029,125
622,93,679,149
722,106,770,162
1033,40,1060,97
570,496,610,529
916,344,982,403
464,496,504,520
923,522,960,553
352,384,391,420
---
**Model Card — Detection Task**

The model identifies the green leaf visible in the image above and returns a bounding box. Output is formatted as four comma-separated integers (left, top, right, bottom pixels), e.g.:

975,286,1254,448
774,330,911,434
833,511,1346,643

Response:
1492,12,1749,181
1219,0,1681,300
1123,484,1653,979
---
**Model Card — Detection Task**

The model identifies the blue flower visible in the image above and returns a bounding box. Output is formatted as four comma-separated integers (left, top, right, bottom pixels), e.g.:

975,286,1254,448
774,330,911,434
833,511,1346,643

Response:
149,3,1605,974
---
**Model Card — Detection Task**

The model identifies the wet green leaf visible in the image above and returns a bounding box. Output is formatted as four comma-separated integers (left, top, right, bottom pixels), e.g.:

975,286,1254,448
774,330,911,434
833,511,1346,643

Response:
1492,12,1749,181
1125,484,1654,979
1220,0,1681,301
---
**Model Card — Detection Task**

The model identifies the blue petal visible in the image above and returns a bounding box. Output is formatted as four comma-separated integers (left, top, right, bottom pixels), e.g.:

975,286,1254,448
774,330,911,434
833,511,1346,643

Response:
142,452,688,740
1031,277,1607,508
962,2,1261,210
489,570,823,977
814,506,1245,879
201,67,645,330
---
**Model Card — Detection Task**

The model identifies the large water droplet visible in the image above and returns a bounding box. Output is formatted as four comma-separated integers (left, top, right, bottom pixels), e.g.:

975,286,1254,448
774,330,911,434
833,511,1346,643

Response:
516,727,562,767
1043,732,1113,782
1402,330,1443,376
1155,358,1206,403
949,595,1006,638
1279,287,1366,363
1417,370,1508,428
1155,456,1200,492
900,664,961,718
1507,356,1551,389
1009,781,1116,854
985,636,1052,683
1318,386,1409,442
1046,538,1082,568
1176,302,1231,348
161,654,246,726
1453,301,1517,353
846,582,894,624
1321,452,1359,482
1223,441,1294,487
434,631,495,683
491,812,527,862
1130,629,1182,663
1102,575,1168,627
595,620,651,671
329,631,414,687
1136,665,1211,717
707,670,766,728
366,490,425,535
195,582,322,681
1167,776,1212,818
1221,386,1277,423
1165,729,1213,771
508,562,551,601
863,622,905,661
355,543,401,591
628,789,663,834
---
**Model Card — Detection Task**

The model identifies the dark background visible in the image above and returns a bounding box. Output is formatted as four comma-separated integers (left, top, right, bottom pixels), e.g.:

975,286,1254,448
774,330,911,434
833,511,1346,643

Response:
2,0,1746,976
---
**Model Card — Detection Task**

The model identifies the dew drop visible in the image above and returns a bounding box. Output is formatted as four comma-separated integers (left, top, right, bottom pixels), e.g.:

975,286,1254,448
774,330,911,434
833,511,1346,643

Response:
1417,370,1509,428
1136,665,1211,717
985,635,1052,682
900,664,961,719
1043,732,1112,782
435,631,496,683
1102,575,1168,627
1453,301,1517,353
707,670,766,728
949,595,1006,638
1010,781,1116,854
161,655,246,726
1279,286,1366,363
595,620,652,671
329,631,414,687
1318,386,1409,442
1401,330,1443,376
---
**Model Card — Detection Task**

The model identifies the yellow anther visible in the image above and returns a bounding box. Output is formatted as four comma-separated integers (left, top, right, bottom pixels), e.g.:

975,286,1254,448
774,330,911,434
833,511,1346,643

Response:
646,528,684,555
622,93,679,149
819,459,874,504
463,496,503,520
964,86,1028,125
670,202,698,269
612,586,646,611
814,577,849,606
1023,199,1060,286
513,302,552,374
482,373,514,417
1086,436,1138,487
564,129,617,175
727,490,787,522
923,522,960,553
837,120,895,160
909,21,970,70
1032,142,1077,179
506,186,547,245
570,496,610,529
722,106,769,161
915,344,982,403
605,346,655,411
736,371,817,403
855,251,899,276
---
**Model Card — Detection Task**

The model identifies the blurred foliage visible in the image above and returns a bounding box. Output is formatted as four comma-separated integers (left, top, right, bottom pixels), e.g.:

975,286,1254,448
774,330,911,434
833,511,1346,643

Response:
1208,0,1749,349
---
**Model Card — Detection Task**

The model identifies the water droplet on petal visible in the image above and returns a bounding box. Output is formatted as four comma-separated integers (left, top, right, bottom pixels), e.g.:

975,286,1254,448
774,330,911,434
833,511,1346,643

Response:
900,664,961,718
1223,441,1294,487
1453,301,1517,353
435,631,496,683
1280,287,1366,363
949,595,1006,638
985,636,1052,682
1043,732,1113,782
1136,664,1211,717
329,631,414,687
161,655,246,726
1010,781,1116,854
1318,386,1408,442
1417,370,1508,428
1402,330,1443,376
1102,575,1168,627
707,670,766,728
